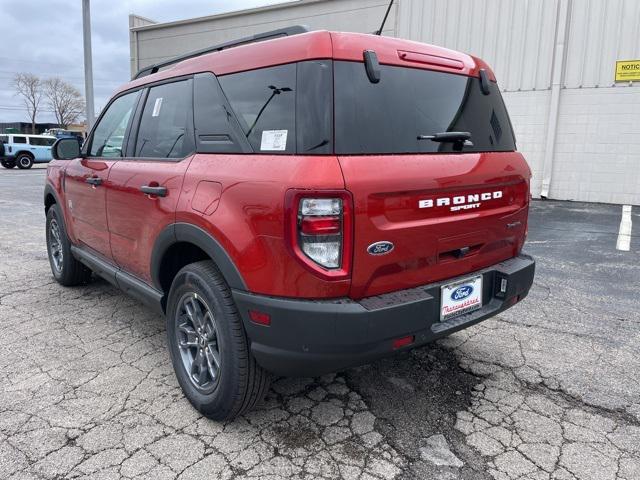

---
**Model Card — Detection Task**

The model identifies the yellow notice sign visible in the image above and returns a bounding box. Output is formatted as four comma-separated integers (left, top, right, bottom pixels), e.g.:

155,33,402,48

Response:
615,60,640,82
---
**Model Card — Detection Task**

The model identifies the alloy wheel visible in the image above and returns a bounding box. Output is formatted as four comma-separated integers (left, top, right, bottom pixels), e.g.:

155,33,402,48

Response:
176,292,221,393
49,219,63,273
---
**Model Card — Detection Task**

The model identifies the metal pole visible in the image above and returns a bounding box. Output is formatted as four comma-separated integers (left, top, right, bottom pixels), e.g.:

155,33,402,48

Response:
82,0,95,129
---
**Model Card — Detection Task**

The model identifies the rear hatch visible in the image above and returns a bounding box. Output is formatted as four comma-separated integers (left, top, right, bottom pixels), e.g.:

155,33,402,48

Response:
333,60,531,299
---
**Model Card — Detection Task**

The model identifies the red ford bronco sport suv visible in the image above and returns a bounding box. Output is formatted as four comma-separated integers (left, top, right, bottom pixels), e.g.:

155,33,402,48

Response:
45,27,535,421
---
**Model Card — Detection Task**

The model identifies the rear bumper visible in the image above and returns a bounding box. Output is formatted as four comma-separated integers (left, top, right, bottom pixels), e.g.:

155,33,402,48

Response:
233,254,535,377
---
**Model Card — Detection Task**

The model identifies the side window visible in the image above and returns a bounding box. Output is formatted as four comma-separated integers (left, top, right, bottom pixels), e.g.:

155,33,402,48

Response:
193,73,248,154
134,79,194,159
219,64,296,154
90,91,138,157
0,135,8,143
30,137,55,146
13,136,27,144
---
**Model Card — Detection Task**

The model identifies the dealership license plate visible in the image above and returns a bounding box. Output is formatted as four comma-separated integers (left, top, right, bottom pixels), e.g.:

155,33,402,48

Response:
440,275,483,321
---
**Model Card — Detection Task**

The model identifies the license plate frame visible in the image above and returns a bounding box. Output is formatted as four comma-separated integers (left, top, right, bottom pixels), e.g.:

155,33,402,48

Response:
440,275,483,321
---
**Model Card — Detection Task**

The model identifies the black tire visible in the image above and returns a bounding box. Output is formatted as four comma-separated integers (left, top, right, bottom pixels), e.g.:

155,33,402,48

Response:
46,203,92,286
16,153,34,169
166,261,270,421
1,159,15,169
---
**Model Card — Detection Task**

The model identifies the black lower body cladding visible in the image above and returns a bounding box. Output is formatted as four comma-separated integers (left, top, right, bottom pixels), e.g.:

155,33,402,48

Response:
234,254,535,377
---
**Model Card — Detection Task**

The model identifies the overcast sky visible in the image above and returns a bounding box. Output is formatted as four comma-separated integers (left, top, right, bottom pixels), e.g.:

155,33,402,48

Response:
0,0,286,124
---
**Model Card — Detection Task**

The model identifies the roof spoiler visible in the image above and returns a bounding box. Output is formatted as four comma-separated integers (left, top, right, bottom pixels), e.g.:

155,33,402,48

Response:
132,25,311,80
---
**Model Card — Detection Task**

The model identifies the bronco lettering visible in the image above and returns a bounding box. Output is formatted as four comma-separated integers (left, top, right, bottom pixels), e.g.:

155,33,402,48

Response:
418,191,503,210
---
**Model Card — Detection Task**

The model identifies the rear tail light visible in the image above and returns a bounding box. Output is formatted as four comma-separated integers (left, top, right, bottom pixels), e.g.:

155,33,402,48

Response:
285,190,353,280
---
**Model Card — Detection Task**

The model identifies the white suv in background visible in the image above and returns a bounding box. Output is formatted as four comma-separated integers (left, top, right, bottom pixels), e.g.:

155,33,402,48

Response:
0,134,57,169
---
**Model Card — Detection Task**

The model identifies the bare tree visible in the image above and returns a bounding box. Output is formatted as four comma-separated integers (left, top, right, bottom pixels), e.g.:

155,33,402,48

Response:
43,78,85,129
13,73,42,133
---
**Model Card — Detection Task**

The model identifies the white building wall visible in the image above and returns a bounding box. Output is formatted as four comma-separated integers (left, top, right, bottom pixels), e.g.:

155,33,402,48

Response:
551,87,640,204
502,91,552,198
130,0,640,205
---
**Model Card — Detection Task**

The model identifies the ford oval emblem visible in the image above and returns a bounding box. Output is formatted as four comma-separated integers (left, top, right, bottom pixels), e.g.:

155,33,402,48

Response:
451,285,474,301
367,241,394,256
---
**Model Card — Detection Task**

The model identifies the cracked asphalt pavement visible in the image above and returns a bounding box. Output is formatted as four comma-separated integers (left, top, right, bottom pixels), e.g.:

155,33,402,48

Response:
1,166,639,480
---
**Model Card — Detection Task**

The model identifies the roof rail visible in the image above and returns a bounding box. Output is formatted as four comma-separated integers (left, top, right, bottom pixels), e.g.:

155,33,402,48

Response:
133,25,311,80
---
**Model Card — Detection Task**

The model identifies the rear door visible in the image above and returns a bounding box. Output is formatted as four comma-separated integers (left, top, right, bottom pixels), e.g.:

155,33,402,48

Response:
106,78,195,283
64,90,140,260
30,137,55,161
333,61,530,299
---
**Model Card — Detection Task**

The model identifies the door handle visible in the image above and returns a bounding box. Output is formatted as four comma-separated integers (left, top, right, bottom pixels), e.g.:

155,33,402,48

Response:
141,185,167,197
85,176,102,186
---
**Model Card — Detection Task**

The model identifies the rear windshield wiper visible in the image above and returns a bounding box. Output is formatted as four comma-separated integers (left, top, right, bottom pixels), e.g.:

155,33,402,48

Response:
417,131,472,151
417,131,471,143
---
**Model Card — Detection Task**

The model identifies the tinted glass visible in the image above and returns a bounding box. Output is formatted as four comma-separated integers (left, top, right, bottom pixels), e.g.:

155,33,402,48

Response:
90,91,138,157
219,64,296,154
334,61,516,154
13,136,26,144
0,135,7,143
30,137,56,146
135,80,193,158
193,73,247,154
296,60,333,154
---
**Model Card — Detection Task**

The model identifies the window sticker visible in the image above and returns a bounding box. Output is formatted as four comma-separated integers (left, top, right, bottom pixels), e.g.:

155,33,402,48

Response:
152,97,163,117
260,130,288,151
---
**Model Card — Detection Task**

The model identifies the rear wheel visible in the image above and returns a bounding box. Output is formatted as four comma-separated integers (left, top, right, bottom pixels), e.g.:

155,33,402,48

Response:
1,160,15,169
166,261,270,421
46,204,92,286
16,153,34,169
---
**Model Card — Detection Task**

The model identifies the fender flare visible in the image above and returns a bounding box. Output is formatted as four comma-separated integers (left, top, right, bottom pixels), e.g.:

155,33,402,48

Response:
14,150,34,159
44,183,61,212
150,223,247,292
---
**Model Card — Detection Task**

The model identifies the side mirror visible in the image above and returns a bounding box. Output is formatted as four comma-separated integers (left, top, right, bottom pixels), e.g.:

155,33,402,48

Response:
52,138,81,160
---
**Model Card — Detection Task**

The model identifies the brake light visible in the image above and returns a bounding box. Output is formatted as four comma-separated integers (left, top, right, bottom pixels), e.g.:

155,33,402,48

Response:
285,190,353,280
300,217,341,235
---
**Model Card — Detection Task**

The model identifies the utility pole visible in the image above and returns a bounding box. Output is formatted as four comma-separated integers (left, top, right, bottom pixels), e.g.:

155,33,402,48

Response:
82,0,95,128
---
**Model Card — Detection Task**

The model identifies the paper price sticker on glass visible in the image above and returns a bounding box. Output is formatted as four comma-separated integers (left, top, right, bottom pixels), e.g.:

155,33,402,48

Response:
615,60,640,82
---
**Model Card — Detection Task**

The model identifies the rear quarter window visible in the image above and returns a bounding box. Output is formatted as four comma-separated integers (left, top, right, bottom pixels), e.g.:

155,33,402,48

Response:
334,61,516,155
219,64,296,154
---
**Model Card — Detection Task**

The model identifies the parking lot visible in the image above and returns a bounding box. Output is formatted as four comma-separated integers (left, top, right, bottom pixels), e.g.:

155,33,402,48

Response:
0,166,638,480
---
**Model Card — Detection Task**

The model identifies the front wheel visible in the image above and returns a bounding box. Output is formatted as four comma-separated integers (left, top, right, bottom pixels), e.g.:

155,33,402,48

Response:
46,204,92,286
1,160,15,169
16,153,34,169
166,261,270,421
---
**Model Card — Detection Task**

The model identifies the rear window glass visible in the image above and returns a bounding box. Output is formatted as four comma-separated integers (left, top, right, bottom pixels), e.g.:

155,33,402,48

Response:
219,64,296,154
13,136,27,144
334,61,515,154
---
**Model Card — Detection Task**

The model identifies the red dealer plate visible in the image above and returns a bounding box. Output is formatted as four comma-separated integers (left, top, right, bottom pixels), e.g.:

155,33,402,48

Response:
440,275,483,321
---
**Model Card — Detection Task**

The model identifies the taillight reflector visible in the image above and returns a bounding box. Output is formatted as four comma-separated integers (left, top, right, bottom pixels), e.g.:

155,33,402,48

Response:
392,335,415,349
249,310,271,326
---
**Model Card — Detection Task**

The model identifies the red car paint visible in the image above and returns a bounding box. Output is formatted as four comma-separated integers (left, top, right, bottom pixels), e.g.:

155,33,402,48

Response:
47,30,530,304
